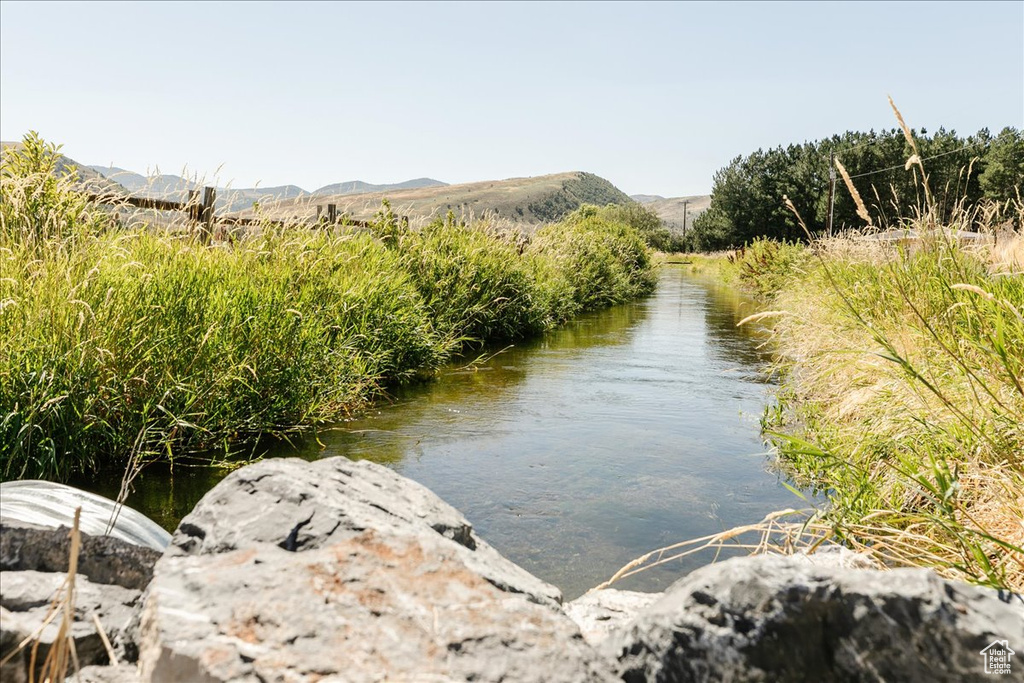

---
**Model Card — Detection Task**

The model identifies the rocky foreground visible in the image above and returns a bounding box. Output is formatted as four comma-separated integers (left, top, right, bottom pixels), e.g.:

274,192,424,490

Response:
2,457,1022,682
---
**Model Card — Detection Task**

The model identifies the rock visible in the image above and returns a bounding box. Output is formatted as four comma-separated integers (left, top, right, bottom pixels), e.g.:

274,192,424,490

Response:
0,480,171,551
790,544,876,570
603,554,1024,682
565,590,661,646
0,608,29,683
64,664,140,682
1,522,161,591
0,570,143,677
138,529,613,682
167,456,563,607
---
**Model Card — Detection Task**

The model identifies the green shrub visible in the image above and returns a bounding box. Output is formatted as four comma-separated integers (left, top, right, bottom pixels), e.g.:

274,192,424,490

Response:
734,237,809,297
395,215,546,347
0,135,657,479
529,208,656,316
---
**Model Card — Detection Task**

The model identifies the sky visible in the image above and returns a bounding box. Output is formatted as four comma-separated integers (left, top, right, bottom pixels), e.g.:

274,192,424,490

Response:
1,1,1022,197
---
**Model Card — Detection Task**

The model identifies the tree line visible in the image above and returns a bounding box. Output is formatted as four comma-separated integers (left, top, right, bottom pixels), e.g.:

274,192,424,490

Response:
687,126,1024,251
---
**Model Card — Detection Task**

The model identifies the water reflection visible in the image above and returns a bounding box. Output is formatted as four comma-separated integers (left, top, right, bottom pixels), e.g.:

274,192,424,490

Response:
307,267,801,598
91,266,804,599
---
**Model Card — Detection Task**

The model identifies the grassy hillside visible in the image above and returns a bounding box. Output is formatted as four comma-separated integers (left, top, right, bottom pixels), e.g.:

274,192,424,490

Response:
632,194,711,232
3,141,124,196
242,171,633,227
0,135,656,480
314,178,447,195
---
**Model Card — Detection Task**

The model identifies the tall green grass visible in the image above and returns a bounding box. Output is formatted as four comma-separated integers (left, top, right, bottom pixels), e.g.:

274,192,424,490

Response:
600,101,1022,594
375,209,547,347
762,227,1024,591
0,135,657,480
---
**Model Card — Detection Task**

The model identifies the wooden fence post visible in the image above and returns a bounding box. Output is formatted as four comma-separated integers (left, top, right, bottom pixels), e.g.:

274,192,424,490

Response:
327,204,337,225
201,186,216,243
316,205,323,226
186,189,200,227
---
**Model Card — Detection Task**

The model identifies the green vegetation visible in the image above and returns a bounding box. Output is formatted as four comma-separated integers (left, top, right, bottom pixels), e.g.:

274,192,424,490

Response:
676,102,1024,591
526,172,632,223
690,125,1024,251
0,134,656,480
529,205,657,318
696,109,1024,589
759,223,1024,592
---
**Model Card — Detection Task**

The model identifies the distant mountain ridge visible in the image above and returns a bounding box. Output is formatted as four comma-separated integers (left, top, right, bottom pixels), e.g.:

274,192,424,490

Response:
314,178,447,195
4,141,640,228
84,165,448,212
240,171,633,227
631,193,712,233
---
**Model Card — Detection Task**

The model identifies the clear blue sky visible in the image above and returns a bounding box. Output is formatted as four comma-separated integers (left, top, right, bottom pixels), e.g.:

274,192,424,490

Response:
2,1,1021,196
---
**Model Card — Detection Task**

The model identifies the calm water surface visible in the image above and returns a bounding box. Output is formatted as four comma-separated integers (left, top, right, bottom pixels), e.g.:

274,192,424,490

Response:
93,267,805,599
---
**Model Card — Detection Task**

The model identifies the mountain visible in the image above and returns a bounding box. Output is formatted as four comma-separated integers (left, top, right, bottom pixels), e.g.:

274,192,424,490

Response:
6,143,635,229
630,194,664,204
313,178,447,196
85,165,312,212
85,166,448,212
2,142,127,196
242,171,633,227
632,194,712,232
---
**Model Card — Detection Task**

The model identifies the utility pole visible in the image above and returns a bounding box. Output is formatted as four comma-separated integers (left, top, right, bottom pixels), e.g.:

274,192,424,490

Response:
826,151,836,237
681,200,690,236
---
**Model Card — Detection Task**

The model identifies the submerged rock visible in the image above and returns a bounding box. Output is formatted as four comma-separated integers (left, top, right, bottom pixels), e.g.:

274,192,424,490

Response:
603,554,1024,682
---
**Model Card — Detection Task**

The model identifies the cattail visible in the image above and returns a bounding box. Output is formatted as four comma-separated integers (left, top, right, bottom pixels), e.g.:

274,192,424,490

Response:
834,158,873,226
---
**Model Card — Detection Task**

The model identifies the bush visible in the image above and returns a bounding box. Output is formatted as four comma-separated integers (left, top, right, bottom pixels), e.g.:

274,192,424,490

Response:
528,208,656,317
395,214,546,347
734,238,809,297
0,135,657,479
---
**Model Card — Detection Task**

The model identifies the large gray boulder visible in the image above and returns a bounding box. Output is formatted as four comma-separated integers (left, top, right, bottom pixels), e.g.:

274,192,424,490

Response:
139,529,612,682
165,456,562,607
137,457,609,682
0,571,142,679
1,522,161,591
603,554,1024,682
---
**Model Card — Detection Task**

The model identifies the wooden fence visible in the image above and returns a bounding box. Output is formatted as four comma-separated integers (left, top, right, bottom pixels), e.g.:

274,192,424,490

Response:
86,186,407,243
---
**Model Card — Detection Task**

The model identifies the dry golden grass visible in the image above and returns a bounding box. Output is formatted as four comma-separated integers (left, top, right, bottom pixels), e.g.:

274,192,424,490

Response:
834,157,873,227
991,233,1024,274
598,98,1023,591
0,508,84,682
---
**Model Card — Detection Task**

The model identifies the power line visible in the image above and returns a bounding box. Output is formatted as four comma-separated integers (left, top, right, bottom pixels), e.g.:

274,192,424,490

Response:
843,141,989,180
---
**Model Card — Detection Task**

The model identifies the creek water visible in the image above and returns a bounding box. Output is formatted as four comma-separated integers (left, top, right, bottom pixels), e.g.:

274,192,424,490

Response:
84,266,806,599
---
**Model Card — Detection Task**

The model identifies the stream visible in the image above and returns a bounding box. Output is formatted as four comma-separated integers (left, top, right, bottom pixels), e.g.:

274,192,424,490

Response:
84,266,806,599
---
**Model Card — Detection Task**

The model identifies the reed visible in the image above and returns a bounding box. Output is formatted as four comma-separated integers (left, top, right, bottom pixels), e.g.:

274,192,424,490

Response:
0,135,657,479
599,101,1024,593
0,508,84,682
